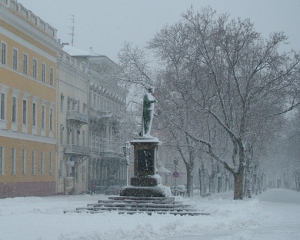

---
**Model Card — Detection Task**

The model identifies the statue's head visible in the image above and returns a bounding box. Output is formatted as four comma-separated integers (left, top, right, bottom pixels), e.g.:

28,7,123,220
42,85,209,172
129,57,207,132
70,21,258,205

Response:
148,86,155,93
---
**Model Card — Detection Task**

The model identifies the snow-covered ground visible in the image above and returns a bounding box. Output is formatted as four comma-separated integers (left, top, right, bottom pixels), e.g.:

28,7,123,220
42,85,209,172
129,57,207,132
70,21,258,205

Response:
0,188,299,240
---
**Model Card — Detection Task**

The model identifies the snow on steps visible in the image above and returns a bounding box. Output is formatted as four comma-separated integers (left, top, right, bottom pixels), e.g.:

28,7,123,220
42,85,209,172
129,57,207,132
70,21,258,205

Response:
65,196,210,216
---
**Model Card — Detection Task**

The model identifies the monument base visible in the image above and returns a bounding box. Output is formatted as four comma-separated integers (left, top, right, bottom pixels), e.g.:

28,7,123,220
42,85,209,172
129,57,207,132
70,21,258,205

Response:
120,184,171,198
131,174,162,186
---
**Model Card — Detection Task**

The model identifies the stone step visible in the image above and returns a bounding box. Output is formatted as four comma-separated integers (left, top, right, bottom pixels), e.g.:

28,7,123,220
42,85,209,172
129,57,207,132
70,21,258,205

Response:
66,196,210,216
97,199,182,204
89,202,188,208
76,206,199,212
65,208,209,216
109,196,174,201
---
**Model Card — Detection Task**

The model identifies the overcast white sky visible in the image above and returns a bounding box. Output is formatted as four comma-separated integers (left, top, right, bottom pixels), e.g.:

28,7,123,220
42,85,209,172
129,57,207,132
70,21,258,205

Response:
19,0,300,63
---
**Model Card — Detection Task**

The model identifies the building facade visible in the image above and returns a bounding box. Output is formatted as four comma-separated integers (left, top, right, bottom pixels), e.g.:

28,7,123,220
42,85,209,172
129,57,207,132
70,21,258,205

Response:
84,55,128,191
56,49,90,195
0,0,61,198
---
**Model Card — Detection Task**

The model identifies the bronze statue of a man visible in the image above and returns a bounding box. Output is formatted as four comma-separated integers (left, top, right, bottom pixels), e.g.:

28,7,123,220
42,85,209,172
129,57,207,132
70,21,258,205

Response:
140,87,157,137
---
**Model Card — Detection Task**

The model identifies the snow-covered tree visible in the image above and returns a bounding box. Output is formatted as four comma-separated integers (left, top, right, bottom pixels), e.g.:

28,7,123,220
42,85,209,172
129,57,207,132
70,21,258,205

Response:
148,7,300,199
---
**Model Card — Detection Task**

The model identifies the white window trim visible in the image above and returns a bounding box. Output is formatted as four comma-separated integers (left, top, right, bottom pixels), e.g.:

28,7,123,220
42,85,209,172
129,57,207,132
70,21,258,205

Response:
1,41,7,65
41,62,46,83
32,58,37,79
50,67,54,86
22,92,30,133
32,96,38,135
41,100,47,136
49,102,55,138
0,85,9,129
11,89,20,131
12,48,18,71
23,53,28,75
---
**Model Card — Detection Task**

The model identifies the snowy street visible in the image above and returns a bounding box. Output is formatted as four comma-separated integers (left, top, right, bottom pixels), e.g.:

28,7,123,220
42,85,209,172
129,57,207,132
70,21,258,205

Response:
0,188,299,240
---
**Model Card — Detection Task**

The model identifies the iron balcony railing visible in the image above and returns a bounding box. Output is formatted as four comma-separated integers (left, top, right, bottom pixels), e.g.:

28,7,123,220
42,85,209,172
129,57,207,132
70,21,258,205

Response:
64,144,90,156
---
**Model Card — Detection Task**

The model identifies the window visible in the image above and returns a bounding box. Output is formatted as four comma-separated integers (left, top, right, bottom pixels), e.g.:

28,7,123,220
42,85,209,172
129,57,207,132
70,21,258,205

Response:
23,54,28,75
11,96,16,122
0,93,5,120
12,49,18,70
59,159,63,178
1,42,6,65
71,128,75,144
11,148,16,174
32,150,36,175
67,97,71,110
41,63,46,82
50,67,54,86
67,127,70,144
83,103,86,113
41,105,45,129
60,125,64,144
72,99,75,110
60,94,64,111
41,151,45,175
82,130,85,147
49,108,53,131
0,147,4,175
32,59,37,78
49,152,53,175
32,102,36,126
22,149,26,174
22,100,27,124
77,130,80,145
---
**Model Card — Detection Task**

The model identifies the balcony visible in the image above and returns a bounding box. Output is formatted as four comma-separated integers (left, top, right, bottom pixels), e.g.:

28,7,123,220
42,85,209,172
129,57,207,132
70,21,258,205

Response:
90,108,112,122
66,110,88,127
64,144,90,157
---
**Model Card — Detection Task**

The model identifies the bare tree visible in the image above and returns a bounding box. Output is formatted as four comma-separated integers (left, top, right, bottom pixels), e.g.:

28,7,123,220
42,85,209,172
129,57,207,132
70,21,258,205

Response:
148,7,300,199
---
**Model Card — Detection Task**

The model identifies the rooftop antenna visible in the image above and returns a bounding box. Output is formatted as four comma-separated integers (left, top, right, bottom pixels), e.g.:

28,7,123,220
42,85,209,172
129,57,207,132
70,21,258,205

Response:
68,14,75,47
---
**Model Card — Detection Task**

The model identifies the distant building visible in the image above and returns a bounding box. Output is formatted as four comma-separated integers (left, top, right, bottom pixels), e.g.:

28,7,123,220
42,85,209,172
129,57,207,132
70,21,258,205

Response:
0,1,61,198
63,45,128,191
56,49,90,195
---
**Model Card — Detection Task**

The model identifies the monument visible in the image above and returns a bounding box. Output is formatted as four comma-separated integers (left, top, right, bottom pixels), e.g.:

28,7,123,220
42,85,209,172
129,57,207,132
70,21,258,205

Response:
120,87,171,197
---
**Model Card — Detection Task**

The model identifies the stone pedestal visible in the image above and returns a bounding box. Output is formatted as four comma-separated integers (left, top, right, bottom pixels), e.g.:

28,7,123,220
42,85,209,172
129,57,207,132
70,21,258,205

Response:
120,137,171,197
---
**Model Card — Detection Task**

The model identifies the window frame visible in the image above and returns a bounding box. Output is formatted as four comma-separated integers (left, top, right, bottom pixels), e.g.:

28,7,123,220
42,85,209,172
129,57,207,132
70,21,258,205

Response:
50,67,54,86
41,62,46,83
41,104,45,129
12,48,18,71
1,42,7,65
32,58,37,79
23,53,28,75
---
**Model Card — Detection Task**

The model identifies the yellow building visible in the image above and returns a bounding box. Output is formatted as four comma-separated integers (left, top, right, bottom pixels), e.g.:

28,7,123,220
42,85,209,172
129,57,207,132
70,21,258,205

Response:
0,0,61,198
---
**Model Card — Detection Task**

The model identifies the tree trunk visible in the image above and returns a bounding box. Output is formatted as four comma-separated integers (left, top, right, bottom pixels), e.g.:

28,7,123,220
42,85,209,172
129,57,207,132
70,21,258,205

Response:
233,169,244,200
186,165,193,197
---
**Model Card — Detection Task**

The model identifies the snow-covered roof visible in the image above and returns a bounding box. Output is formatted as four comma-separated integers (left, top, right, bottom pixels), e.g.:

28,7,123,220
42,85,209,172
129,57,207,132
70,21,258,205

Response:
62,45,99,56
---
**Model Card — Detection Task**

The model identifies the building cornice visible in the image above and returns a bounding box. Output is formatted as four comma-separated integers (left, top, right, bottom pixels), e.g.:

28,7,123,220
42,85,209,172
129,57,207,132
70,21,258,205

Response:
0,6,61,54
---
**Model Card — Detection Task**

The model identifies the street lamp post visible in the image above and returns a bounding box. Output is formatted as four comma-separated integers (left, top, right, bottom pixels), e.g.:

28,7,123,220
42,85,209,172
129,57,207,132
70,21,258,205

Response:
123,141,131,186
173,159,178,196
